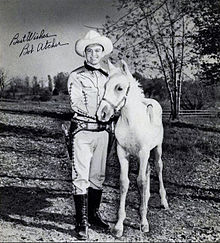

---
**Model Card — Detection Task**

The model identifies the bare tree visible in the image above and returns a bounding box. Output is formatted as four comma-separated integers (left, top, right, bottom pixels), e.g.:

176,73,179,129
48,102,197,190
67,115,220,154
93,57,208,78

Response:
100,0,196,120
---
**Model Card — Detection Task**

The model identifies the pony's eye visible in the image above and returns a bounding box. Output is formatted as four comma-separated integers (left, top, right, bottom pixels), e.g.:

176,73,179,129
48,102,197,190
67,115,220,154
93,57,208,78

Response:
115,85,123,92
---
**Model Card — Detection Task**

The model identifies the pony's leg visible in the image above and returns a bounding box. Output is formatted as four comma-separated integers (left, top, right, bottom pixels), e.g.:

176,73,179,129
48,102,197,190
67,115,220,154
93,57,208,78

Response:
112,144,129,238
137,149,151,233
154,144,169,209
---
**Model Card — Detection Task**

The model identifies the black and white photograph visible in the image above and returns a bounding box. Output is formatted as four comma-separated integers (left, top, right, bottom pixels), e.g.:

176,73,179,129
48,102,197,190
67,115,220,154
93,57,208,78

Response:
0,0,219,242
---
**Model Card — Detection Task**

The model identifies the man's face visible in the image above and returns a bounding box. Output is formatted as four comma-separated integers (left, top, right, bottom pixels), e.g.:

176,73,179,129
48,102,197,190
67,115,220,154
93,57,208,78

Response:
85,44,104,65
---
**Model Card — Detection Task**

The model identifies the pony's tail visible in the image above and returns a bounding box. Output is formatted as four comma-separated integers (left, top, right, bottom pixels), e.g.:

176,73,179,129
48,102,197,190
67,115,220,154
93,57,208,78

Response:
147,104,154,124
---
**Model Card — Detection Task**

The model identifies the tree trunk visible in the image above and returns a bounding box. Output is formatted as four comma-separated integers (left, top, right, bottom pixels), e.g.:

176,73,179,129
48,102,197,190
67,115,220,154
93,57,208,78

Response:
170,89,180,120
167,79,180,120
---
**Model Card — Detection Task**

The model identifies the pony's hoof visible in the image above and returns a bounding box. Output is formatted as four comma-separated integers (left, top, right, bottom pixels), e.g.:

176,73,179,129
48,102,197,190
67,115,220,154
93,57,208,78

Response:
111,227,123,238
162,201,169,210
141,223,149,233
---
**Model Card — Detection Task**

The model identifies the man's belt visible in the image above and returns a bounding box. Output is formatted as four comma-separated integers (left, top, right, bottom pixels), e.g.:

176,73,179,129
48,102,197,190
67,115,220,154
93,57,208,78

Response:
70,118,109,135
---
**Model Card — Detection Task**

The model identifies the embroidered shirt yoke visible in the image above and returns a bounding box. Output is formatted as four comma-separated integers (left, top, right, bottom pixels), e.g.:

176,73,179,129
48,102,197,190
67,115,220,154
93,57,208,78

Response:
68,65,109,120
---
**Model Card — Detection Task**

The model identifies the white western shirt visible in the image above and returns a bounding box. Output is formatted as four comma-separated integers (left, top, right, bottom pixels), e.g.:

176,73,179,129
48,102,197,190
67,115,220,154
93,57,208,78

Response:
67,65,108,121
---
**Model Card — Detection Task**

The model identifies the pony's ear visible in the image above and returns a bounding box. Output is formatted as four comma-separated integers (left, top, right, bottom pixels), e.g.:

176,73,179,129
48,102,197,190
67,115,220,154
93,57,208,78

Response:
107,59,120,75
107,59,116,70
120,60,133,79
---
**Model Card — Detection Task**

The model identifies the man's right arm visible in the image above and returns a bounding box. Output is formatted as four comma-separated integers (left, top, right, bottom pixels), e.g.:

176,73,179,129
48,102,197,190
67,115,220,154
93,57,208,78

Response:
67,72,89,116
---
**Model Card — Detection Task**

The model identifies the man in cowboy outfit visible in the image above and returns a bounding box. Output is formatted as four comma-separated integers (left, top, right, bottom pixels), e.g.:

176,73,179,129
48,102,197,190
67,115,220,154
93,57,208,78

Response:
67,30,113,240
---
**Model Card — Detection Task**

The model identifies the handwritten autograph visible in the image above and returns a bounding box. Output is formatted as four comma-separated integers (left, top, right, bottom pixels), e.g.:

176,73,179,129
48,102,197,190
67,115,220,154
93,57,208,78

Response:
9,29,69,57
19,38,69,57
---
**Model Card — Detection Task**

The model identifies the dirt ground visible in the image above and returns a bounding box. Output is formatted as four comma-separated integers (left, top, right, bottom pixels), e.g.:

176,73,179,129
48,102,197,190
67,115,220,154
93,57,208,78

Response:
0,102,220,242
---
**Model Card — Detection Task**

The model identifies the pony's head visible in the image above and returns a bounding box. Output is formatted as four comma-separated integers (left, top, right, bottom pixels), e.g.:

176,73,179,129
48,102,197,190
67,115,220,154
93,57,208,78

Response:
97,60,133,122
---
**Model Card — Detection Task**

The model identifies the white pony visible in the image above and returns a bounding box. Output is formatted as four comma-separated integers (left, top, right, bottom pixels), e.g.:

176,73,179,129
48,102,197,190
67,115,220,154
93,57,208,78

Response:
97,60,169,238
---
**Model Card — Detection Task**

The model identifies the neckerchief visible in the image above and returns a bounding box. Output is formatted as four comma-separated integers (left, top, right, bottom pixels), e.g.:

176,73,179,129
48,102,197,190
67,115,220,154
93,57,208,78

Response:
84,61,108,77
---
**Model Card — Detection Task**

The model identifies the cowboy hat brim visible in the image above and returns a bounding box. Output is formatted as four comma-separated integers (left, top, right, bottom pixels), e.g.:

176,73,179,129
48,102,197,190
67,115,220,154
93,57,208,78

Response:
75,36,113,57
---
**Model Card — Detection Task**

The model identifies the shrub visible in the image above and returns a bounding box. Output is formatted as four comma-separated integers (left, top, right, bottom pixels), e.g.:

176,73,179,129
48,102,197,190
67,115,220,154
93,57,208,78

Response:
39,89,52,102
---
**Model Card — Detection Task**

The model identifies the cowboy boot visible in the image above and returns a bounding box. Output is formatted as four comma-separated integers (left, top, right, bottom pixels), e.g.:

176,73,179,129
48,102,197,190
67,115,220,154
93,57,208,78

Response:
73,194,88,240
88,187,109,229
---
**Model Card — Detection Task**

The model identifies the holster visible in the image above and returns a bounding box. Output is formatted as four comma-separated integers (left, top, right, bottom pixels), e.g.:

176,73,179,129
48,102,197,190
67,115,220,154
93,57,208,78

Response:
62,121,77,160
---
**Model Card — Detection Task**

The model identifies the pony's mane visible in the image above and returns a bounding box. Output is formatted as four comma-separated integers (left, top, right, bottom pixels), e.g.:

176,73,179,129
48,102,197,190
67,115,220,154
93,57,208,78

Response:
129,76,145,100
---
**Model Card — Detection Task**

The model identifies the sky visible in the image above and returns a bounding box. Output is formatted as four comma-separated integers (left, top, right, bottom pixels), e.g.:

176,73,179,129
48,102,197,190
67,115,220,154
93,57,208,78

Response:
0,0,120,81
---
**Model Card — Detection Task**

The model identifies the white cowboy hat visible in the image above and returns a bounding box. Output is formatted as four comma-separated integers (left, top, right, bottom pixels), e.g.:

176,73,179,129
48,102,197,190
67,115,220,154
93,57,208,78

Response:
75,30,113,57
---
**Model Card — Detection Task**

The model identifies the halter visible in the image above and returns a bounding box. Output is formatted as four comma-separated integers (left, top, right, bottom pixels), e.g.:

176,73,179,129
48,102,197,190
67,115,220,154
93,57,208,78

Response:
102,84,130,115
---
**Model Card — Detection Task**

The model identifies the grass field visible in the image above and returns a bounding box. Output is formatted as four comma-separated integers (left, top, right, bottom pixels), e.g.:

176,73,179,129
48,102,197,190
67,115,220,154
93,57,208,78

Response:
0,100,219,242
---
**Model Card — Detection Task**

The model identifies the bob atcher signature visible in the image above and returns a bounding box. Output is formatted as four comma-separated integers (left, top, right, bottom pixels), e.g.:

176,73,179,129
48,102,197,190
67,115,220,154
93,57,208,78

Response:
19,38,69,57
9,29,69,57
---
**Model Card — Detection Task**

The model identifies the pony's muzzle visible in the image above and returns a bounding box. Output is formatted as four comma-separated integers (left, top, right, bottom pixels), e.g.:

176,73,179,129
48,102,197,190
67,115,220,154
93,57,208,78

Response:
100,105,108,121
97,104,111,122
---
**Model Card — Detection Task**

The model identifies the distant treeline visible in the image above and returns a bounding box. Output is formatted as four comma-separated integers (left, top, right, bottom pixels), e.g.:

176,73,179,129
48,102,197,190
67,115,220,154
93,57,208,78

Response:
0,70,219,110
1,72,69,102
133,72,219,110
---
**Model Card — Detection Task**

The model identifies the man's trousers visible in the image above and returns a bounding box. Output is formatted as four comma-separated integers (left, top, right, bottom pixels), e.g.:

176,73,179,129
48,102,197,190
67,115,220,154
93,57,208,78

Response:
71,130,109,195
